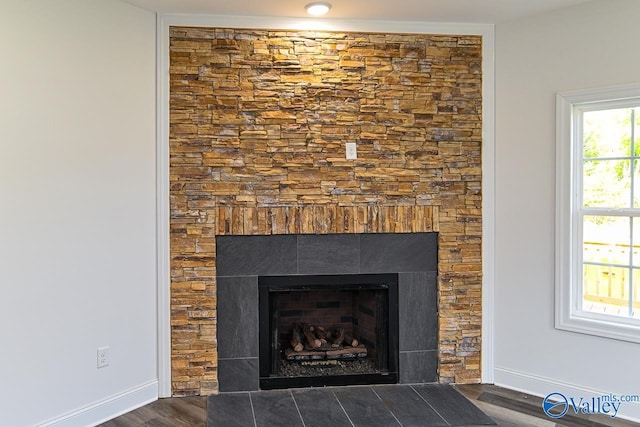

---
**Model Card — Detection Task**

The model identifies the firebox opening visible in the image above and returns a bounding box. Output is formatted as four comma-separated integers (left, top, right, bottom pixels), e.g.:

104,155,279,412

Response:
259,274,399,390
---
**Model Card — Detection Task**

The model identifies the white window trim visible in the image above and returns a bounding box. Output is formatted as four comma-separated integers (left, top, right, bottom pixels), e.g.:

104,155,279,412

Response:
556,83,640,343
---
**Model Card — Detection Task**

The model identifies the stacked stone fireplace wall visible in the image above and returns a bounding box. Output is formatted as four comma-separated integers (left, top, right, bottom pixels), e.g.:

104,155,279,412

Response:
169,26,482,396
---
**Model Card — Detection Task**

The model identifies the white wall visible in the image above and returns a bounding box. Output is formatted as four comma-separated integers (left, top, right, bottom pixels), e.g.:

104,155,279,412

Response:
0,1,157,425
495,0,640,421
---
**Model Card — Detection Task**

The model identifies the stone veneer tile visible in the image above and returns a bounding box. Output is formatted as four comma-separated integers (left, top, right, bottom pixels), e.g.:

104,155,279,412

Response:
169,26,483,395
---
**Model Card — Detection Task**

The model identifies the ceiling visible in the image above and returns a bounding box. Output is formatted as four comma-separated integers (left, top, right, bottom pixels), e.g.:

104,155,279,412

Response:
122,0,591,24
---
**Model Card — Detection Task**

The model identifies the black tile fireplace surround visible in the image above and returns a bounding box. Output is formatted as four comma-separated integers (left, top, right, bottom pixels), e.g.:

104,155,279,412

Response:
216,233,438,392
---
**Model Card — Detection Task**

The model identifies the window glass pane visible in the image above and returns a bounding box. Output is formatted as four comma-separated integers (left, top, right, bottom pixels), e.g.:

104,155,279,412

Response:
583,215,633,318
634,217,640,267
635,160,640,208
633,268,640,319
635,107,640,155
583,215,630,265
583,159,631,208
583,264,630,317
583,108,632,158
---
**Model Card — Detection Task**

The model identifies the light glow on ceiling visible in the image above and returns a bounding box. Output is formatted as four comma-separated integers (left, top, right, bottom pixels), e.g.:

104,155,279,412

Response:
305,2,331,16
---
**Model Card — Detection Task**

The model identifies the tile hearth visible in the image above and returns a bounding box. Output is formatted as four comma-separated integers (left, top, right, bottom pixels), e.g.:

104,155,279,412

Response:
207,384,496,427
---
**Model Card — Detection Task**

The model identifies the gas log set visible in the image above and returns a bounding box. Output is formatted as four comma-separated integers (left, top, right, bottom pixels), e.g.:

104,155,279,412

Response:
285,322,367,362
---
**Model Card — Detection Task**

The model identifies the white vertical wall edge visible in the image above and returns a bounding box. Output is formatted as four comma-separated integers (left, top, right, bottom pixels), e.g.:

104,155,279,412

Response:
156,13,172,398
481,27,496,384
555,90,573,335
155,13,497,390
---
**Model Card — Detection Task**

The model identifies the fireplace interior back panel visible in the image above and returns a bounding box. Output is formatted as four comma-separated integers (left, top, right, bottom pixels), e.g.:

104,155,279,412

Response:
258,274,399,389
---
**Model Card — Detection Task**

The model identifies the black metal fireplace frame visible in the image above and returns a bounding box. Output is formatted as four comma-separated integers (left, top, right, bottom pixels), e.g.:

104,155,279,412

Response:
258,273,399,390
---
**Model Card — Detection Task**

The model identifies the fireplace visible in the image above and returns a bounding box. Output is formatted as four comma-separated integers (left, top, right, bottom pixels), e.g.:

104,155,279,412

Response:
258,273,399,389
216,233,438,392
170,26,483,395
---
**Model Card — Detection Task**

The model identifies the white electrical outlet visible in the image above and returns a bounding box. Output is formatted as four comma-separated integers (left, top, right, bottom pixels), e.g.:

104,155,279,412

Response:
346,142,357,160
97,346,110,368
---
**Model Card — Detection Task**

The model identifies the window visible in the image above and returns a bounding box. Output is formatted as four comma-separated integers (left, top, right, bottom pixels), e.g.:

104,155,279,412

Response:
556,84,640,343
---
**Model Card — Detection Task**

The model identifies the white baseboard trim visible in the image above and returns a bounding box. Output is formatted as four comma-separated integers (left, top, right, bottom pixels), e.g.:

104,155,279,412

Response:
37,380,158,427
494,367,640,423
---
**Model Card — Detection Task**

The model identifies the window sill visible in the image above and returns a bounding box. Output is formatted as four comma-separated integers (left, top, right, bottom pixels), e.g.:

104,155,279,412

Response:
556,309,640,344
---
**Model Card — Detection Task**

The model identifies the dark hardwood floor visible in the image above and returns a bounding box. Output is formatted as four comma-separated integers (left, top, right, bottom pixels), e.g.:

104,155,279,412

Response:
456,384,640,427
99,395,207,427
100,384,640,427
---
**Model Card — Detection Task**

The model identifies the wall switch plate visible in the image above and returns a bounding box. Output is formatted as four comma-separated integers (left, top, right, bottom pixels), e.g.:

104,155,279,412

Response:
346,142,357,159
97,346,110,368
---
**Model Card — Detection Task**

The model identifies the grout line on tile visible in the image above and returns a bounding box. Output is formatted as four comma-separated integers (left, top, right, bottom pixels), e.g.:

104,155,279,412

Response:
410,385,451,426
331,388,356,427
290,390,307,427
248,392,258,427
370,386,403,426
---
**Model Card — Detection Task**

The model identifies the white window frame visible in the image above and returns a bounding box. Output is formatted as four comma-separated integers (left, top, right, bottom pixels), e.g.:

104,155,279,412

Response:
556,83,640,343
